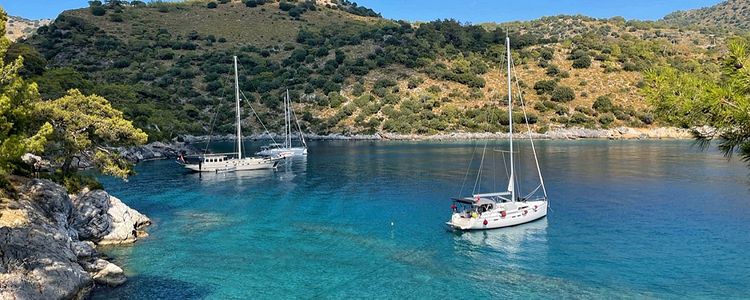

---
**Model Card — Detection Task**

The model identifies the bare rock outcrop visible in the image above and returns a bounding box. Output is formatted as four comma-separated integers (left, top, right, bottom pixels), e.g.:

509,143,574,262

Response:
0,178,150,299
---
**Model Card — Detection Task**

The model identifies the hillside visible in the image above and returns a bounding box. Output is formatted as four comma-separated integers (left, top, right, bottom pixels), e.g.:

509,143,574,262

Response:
18,0,721,140
4,16,50,41
663,0,750,32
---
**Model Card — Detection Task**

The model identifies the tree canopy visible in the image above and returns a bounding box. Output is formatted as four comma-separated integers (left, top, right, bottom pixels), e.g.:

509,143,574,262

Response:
644,37,750,161
1,8,146,184
0,8,53,176
37,90,148,178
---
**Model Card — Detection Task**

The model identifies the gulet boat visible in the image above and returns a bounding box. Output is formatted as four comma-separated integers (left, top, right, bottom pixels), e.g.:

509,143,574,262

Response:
178,56,280,172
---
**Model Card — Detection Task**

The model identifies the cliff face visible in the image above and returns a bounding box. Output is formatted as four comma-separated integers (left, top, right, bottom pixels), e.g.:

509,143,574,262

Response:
0,177,150,299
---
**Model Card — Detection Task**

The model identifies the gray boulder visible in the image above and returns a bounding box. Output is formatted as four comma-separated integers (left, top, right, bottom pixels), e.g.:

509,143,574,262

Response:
71,190,150,245
70,190,112,241
0,179,92,300
1,178,150,299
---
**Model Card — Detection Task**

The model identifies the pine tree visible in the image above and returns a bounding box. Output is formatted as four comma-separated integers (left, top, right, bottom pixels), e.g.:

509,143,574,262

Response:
0,8,53,176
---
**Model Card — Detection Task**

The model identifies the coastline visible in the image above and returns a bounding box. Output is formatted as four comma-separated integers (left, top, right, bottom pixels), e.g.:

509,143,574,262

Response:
177,126,695,143
0,178,151,299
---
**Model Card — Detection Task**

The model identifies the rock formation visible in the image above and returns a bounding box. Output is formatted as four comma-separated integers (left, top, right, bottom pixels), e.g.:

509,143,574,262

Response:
0,178,150,299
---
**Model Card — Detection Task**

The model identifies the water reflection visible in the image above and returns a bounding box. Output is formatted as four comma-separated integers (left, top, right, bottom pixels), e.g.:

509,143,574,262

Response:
453,217,548,257
187,168,275,185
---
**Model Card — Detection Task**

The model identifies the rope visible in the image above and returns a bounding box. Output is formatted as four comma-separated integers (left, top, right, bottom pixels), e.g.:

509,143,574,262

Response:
288,95,308,148
472,139,488,195
510,52,549,202
239,89,279,146
203,78,229,154
236,61,279,146
458,142,477,198
203,105,221,154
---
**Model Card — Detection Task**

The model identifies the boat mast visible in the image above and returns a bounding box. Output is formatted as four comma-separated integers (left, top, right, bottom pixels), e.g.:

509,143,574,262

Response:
506,36,515,202
286,89,291,148
234,56,242,159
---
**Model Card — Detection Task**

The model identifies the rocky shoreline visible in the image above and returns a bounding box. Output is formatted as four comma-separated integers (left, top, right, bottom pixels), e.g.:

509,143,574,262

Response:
0,177,150,299
177,126,695,144
111,126,696,164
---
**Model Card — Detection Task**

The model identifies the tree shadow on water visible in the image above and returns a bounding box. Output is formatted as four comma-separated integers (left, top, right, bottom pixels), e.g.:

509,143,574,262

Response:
90,275,212,300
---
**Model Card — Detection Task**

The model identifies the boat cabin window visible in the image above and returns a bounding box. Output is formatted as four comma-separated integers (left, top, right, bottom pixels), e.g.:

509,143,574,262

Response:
478,204,493,213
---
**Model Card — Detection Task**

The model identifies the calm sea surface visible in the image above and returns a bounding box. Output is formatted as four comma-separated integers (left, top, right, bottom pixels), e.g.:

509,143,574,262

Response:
93,140,749,299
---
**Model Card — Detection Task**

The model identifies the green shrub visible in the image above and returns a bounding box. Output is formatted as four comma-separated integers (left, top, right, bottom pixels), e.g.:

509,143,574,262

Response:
91,6,106,16
407,77,422,89
639,113,654,125
614,109,630,121
533,80,557,95
539,47,554,60
374,78,398,89
534,101,547,112
352,83,365,96
569,112,592,125
545,65,560,76
109,13,124,22
593,95,613,112
550,86,575,102
372,87,387,98
289,7,305,18
599,113,615,125
207,2,218,9
572,55,592,68
328,92,345,108
383,94,400,105
279,1,295,11
575,106,596,116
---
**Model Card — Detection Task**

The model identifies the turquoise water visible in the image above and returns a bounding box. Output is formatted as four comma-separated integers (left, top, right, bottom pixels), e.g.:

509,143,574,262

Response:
94,140,750,299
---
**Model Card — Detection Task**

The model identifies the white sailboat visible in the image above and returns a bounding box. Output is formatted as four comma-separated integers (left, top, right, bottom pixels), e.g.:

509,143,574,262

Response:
179,56,280,173
256,90,308,158
446,37,549,231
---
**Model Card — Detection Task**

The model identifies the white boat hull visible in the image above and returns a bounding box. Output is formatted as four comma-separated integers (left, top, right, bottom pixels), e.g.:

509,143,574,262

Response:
182,157,279,172
447,200,547,231
256,147,307,157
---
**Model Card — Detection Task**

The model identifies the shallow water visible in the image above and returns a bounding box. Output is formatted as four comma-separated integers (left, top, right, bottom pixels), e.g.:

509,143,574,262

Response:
94,140,749,299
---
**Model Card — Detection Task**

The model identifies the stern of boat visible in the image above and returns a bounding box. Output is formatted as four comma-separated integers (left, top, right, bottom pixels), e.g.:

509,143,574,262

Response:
446,213,474,230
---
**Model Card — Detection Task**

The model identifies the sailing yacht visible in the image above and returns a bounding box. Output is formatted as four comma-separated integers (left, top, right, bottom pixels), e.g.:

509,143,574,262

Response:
446,37,549,231
256,90,308,157
179,56,280,173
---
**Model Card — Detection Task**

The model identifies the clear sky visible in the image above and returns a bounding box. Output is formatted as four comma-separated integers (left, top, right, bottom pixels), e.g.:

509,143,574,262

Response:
0,0,724,22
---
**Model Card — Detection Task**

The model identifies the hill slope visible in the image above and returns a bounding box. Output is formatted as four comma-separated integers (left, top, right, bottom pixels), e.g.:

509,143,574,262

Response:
19,0,719,140
663,0,750,32
4,16,50,41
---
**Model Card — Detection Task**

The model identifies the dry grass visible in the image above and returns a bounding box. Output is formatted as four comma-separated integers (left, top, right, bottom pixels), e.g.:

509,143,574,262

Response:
64,1,380,49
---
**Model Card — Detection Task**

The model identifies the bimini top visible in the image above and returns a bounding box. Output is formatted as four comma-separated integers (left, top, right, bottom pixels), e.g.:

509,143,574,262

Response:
452,197,496,206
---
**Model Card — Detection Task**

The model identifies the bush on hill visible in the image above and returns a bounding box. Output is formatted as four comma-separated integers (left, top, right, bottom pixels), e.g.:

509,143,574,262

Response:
551,86,575,102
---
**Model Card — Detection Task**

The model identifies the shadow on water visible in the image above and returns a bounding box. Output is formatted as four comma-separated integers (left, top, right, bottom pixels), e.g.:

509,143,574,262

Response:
91,275,213,300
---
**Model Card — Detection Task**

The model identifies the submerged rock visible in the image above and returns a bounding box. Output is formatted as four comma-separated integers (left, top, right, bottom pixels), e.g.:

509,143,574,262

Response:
90,259,127,286
0,178,150,299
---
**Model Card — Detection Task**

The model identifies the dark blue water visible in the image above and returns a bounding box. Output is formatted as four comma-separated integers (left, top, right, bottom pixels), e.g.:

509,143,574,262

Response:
94,140,750,299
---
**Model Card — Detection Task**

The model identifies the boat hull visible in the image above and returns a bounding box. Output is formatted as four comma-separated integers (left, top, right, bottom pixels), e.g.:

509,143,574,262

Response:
447,200,548,231
256,147,307,157
182,157,279,172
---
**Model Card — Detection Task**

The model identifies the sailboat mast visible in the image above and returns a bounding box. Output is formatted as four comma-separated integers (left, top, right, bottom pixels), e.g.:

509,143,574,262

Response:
286,89,291,148
506,36,515,202
234,56,242,159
